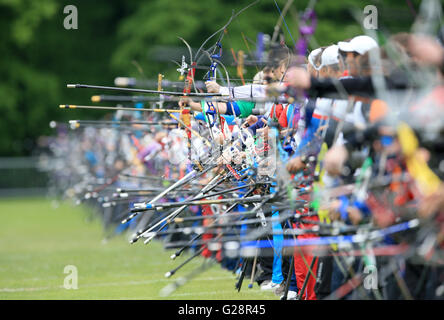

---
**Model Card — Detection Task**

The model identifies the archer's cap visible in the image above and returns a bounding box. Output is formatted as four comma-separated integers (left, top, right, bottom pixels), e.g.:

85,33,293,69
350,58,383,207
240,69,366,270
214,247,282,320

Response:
308,48,323,70
319,45,340,68
338,35,379,55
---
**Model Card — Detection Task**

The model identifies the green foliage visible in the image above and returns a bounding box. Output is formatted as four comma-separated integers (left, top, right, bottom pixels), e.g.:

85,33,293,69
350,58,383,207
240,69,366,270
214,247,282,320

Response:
0,0,124,155
0,0,423,156
0,0,59,154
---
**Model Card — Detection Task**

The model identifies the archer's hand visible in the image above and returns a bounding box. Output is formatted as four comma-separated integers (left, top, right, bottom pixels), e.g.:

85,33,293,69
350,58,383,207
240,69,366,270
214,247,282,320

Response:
324,145,348,176
348,207,363,225
328,199,341,221
409,34,444,68
205,81,221,93
179,97,201,111
178,97,191,108
286,156,305,174
256,126,269,137
418,183,444,219
215,132,224,145
243,115,258,127
286,66,311,90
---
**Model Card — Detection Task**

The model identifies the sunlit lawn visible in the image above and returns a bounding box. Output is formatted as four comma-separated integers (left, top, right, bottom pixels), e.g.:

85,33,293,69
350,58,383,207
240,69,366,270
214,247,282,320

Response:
0,197,277,300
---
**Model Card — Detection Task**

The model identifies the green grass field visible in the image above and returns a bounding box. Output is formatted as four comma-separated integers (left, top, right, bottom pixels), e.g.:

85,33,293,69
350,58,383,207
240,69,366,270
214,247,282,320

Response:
0,197,278,300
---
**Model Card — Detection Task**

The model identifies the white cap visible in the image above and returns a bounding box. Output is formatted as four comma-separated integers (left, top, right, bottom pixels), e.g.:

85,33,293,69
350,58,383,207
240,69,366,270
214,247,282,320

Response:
319,45,339,68
308,48,323,70
338,35,378,55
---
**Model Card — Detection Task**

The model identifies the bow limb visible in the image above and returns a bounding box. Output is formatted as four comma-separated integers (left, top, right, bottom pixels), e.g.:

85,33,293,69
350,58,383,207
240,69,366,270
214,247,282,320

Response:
194,0,260,65
271,0,294,44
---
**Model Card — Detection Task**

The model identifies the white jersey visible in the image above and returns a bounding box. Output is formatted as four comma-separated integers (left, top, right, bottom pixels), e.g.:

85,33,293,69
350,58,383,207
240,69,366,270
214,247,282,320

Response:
219,84,266,99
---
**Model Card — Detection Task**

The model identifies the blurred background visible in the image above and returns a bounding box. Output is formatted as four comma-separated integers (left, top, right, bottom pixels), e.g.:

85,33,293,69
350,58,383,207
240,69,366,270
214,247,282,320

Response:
0,0,421,196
